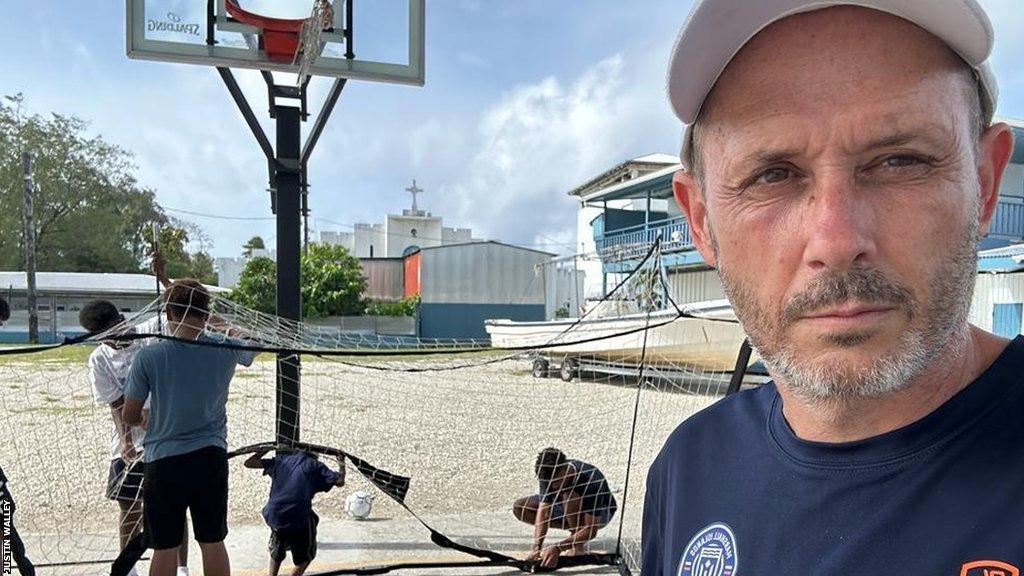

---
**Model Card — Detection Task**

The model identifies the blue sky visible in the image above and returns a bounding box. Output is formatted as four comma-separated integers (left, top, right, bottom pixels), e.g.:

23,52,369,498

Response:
3,1,1023,258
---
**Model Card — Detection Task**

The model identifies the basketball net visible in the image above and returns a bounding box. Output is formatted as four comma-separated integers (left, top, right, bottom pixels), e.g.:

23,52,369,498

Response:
294,0,335,84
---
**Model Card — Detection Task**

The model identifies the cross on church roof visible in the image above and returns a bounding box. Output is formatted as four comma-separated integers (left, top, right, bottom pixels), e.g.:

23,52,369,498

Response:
406,179,424,215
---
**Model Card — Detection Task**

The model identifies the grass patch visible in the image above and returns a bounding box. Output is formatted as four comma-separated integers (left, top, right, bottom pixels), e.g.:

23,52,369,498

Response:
0,343,96,365
14,404,93,415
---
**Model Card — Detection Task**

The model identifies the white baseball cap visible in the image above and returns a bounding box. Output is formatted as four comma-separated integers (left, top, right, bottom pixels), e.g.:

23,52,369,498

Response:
666,0,999,169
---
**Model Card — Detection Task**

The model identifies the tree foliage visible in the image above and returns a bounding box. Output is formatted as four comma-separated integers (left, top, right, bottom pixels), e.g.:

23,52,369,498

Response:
0,94,213,277
230,256,277,314
242,235,266,257
229,243,368,318
156,220,217,285
365,295,419,317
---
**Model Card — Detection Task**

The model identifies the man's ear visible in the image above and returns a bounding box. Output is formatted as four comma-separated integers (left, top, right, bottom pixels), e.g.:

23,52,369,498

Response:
975,122,1014,237
672,170,717,267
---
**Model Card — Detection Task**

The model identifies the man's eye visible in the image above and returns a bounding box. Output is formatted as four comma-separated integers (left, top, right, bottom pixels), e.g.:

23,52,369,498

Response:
881,155,926,168
755,167,792,185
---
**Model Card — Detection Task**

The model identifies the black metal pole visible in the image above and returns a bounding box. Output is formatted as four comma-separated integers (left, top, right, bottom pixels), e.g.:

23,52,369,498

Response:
275,104,302,445
726,339,753,396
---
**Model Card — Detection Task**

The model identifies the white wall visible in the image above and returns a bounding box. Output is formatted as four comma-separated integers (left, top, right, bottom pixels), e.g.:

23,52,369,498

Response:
969,271,1024,334
443,227,474,244
320,231,354,251
215,248,275,288
544,264,586,319
353,223,386,258
385,215,443,257
666,268,725,305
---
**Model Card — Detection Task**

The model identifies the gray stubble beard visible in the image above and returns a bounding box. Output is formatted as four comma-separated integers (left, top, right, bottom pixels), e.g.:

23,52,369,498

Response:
714,216,979,407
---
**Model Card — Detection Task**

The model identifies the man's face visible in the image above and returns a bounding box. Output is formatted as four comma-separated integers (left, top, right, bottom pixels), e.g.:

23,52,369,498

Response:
675,7,1007,404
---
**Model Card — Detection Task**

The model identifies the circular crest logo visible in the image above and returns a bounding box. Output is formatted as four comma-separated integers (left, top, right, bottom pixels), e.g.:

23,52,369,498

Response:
677,523,738,576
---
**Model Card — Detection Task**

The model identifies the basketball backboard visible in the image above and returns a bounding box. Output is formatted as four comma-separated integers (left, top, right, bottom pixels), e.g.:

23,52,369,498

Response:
126,0,424,86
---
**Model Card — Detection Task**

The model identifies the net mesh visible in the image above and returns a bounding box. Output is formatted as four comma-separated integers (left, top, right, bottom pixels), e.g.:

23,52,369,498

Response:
294,0,336,84
0,247,757,575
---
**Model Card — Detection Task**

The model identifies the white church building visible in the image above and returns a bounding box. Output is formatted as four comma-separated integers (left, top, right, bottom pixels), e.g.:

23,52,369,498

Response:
320,180,481,258
215,181,483,288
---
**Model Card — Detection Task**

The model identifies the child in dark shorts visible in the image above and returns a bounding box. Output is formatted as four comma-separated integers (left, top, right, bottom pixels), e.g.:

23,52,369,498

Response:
245,447,346,576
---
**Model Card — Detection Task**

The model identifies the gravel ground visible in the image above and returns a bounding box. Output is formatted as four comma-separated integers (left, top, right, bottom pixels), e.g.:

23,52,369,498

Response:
0,349,721,574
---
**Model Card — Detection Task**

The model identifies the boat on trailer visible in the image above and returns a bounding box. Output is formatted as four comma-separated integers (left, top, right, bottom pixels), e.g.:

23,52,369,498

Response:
485,299,754,379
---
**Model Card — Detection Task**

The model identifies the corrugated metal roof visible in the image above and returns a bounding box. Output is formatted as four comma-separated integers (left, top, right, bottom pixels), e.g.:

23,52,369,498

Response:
0,272,228,294
977,243,1024,272
978,244,1024,259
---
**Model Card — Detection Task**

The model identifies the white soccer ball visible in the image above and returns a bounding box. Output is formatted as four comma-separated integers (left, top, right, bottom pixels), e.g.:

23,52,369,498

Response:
345,491,375,520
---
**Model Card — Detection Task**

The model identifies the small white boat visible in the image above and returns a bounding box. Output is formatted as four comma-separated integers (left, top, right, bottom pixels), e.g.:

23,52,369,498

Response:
485,299,751,372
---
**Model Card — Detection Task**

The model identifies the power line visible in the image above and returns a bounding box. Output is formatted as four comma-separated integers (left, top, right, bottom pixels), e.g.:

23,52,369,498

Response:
160,206,574,251
163,206,276,221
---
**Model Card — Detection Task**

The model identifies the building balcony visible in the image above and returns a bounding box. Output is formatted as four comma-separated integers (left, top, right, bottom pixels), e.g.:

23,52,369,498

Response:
596,215,691,262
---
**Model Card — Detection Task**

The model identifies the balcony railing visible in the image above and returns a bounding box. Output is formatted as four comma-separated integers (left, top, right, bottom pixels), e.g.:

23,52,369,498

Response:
990,199,1024,240
596,216,691,262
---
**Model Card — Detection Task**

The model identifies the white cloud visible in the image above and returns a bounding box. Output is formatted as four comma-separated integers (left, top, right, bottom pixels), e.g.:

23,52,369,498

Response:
430,50,678,255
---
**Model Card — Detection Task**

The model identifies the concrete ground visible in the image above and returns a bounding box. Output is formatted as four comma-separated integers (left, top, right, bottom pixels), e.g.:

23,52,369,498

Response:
220,514,622,576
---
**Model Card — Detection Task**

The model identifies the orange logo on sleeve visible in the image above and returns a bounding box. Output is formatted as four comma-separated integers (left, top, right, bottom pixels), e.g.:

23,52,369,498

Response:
960,560,1020,576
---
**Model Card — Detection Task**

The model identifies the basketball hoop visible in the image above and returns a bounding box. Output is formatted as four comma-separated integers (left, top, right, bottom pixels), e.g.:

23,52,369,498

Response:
223,0,335,82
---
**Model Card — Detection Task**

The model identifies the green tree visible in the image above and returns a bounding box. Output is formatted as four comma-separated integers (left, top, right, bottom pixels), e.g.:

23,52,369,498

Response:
230,256,277,314
155,220,217,285
300,243,367,318
0,94,213,275
228,243,368,318
242,235,266,257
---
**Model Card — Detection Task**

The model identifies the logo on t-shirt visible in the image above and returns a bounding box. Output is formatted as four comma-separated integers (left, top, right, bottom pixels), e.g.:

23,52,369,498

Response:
960,560,1019,576
677,522,738,576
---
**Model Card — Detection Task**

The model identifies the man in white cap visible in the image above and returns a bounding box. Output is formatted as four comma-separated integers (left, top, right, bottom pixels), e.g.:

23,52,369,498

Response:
642,1,1019,574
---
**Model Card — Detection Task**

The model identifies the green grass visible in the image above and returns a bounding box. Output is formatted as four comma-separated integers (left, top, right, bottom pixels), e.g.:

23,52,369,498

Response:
0,343,96,365
13,404,93,415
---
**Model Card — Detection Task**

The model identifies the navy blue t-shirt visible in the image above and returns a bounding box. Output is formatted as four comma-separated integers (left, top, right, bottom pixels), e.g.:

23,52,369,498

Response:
539,459,616,516
642,336,1024,575
262,452,341,530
